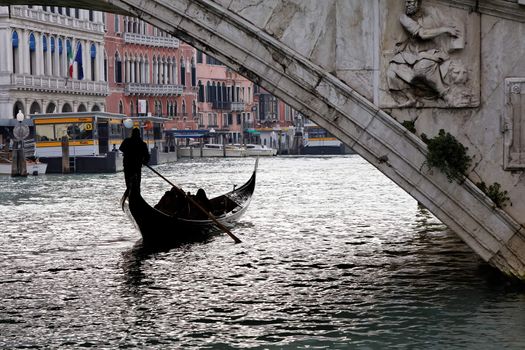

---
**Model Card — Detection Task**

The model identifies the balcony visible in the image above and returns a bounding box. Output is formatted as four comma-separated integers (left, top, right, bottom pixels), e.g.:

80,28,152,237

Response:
210,101,246,111
231,102,245,111
10,6,105,34
125,83,183,96
10,74,108,96
123,32,180,48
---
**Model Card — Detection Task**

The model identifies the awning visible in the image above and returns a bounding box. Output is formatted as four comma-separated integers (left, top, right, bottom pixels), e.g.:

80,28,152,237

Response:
164,129,210,138
0,119,33,127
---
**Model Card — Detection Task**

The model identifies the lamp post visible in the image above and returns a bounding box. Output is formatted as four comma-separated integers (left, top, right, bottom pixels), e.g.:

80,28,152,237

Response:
123,118,134,129
12,110,29,176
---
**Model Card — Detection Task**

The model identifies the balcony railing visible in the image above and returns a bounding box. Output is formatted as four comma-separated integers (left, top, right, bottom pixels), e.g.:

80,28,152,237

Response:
231,102,245,111
11,74,108,96
210,101,246,111
123,32,180,48
10,6,105,34
125,83,183,95
212,101,231,110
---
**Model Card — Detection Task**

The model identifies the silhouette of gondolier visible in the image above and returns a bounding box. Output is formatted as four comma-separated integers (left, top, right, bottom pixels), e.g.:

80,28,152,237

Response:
119,128,150,192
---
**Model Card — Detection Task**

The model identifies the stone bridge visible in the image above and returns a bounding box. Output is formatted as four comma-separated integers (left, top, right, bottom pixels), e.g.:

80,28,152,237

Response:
2,0,524,280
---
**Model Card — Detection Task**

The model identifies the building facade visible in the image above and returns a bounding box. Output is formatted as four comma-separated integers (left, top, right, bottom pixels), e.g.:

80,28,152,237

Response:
0,5,107,120
196,50,255,144
253,85,298,152
104,13,197,132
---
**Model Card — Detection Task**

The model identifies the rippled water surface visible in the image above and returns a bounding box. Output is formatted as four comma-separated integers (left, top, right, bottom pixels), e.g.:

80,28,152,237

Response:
1,156,524,349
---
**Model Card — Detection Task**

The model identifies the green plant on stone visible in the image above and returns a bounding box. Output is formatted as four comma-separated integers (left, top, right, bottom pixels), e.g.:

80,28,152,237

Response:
401,120,416,134
476,181,511,209
421,129,472,183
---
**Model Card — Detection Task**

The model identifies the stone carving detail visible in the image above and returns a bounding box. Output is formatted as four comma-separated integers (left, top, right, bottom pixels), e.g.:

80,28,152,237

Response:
382,0,479,108
503,78,525,170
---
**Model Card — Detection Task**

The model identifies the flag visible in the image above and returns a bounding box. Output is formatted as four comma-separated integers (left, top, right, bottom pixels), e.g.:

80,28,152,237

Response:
68,42,84,80
67,43,74,78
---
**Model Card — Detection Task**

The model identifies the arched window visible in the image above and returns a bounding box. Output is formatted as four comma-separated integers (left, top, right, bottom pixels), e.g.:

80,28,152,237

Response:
192,100,196,117
12,101,24,118
66,39,72,77
50,37,56,76
115,52,122,83
46,102,56,113
114,15,120,32
182,100,186,116
196,50,203,64
78,103,87,112
171,57,177,85
11,31,19,74
29,33,36,75
42,35,49,76
92,105,101,112
206,81,211,103
180,57,185,86
118,100,124,114
104,51,108,82
145,58,150,84
90,43,96,81
30,101,41,114
198,81,204,102
152,55,157,84
217,82,222,102
130,101,134,116
58,38,64,76
191,57,196,87
89,10,94,22
62,103,72,113
157,100,163,116
211,82,216,102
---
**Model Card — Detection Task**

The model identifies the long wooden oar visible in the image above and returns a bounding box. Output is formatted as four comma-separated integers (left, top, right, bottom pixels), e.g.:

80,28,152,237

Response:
145,164,242,244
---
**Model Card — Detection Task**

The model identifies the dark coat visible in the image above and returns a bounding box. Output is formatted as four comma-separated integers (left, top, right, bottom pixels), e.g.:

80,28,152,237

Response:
119,130,150,171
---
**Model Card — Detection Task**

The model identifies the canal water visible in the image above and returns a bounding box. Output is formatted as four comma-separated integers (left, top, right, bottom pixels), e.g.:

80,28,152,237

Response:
1,155,524,349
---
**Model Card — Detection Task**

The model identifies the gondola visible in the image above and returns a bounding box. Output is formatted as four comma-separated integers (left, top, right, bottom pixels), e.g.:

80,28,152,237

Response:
122,159,257,245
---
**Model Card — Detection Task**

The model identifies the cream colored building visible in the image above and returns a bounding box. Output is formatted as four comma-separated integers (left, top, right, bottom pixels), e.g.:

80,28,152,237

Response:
0,5,107,120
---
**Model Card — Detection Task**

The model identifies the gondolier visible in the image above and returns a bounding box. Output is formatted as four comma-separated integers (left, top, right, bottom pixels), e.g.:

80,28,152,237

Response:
119,128,150,191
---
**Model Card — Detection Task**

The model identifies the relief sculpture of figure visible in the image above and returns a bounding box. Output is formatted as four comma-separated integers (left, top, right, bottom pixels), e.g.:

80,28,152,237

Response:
387,0,464,107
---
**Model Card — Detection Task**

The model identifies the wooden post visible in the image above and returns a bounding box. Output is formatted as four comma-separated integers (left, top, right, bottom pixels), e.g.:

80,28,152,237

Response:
61,136,70,174
222,134,226,157
11,141,27,177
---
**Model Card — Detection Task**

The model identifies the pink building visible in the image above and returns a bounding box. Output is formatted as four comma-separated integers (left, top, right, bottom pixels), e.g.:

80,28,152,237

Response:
104,14,197,131
195,51,255,144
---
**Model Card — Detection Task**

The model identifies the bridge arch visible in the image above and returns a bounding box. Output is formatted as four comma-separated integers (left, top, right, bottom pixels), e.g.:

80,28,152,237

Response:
1,1,523,279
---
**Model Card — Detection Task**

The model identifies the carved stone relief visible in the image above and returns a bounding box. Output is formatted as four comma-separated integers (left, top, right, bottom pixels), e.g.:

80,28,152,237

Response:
380,0,480,108
503,78,525,170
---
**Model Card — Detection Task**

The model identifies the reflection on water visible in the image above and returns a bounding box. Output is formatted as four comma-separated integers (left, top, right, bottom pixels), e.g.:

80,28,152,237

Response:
1,156,524,349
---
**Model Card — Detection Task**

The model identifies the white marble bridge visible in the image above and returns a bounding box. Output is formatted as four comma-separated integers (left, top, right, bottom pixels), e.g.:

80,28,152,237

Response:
1,0,524,280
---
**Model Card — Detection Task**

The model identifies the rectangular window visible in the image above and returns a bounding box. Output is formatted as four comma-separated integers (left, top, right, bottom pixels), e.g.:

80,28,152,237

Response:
36,123,93,142
35,124,54,141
